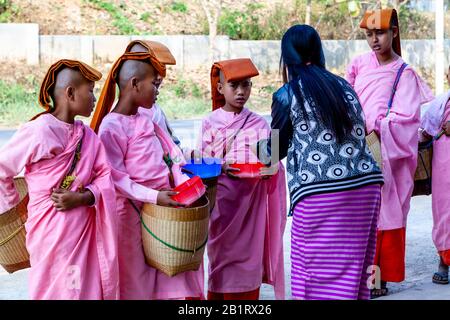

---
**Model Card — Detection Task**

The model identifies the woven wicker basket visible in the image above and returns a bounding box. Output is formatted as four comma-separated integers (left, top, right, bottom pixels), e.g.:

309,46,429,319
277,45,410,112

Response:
366,131,383,170
0,178,30,273
203,177,218,213
412,141,433,196
415,143,432,180
140,196,209,277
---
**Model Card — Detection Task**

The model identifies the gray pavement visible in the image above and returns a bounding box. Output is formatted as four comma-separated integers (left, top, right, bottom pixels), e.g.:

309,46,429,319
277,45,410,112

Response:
1,120,449,300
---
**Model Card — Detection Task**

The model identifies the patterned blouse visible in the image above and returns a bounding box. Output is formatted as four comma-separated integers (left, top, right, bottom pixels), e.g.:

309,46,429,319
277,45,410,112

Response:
258,78,384,213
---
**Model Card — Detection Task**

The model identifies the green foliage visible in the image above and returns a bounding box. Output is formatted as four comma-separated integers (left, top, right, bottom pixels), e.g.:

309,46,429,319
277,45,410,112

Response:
0,0,17,23
153,76,207,119
217,3,266,40
319,4,347,25
86,0,136,35
261,84,277,95
217,9,247,39
140,12,150,21
0,75,210,125
0,0,10,13
171,1,187,13
170,78,202,99
217,3,301,40
398,7,433,39
261,4,298,40
158,93,209,120
0,80,39,126
0,10,10,22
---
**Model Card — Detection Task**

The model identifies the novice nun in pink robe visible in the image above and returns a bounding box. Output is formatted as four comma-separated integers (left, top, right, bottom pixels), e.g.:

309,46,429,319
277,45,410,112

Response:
421,80,450,282
346,9,433,288
0,60,119,300
92,52,204,300
125,40,180,146
199,58,287,300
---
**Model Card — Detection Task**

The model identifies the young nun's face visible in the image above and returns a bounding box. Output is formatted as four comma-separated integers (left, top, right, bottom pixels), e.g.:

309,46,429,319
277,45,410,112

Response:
128,43,161,103
218,78,252,110
153,74,163,102
365,27,397,55
72,80,97,118
135,73,158,109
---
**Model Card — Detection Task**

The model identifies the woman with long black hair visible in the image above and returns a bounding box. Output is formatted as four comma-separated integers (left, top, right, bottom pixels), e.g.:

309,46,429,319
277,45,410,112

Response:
257,24,384,300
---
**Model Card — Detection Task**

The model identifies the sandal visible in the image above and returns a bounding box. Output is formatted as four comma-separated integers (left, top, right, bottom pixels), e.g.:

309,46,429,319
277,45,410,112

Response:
370,287,389,299
432,271,449,285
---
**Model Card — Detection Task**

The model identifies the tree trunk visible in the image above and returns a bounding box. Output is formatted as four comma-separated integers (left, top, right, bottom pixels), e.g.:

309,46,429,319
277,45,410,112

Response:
200,0,222,65
305,0,312,25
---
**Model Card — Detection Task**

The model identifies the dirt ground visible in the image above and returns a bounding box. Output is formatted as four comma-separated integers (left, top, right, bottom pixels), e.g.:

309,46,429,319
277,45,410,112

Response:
4,0,447,38
5,0,284,35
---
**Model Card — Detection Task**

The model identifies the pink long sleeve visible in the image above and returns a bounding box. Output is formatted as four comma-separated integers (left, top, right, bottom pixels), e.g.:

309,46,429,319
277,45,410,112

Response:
99,128,159,204
83,132,116,207
0,123,57,213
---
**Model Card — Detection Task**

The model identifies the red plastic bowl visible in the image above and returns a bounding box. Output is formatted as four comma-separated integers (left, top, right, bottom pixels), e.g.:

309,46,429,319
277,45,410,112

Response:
229,162,266,178
171,176,206,206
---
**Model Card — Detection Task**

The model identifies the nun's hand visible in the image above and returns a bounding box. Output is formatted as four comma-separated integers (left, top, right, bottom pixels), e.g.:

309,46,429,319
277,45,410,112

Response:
260,163,279,179
222,163,240,179
443,121,450,136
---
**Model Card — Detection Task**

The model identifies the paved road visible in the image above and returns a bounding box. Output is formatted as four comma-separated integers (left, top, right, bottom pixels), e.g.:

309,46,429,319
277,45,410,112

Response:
0,119,448,300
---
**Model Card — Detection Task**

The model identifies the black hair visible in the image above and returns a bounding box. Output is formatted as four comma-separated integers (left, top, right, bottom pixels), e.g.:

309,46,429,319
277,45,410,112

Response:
281,24,355,143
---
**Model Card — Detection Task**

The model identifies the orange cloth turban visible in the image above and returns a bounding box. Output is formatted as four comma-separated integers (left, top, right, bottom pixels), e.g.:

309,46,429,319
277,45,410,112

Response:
39,59,102,111
125,40,176,66
90,51,166,133
210,58,259,111
360,8,402,56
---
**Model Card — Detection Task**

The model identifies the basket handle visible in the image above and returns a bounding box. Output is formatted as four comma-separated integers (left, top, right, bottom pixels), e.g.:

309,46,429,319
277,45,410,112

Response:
128,199,207,253
0,224,25,247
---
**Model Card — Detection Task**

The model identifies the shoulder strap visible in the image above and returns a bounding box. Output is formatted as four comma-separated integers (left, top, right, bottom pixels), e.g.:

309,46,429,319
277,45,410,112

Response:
223,113,251,157
434,129,446,141
386,62,408,116
59,127,85,190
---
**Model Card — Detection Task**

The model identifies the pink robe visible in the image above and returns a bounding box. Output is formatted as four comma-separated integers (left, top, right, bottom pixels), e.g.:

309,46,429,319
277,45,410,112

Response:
425,97,450,253
199,107,287,299
145,103,171,135
346,52,433,230
98,108,204,300
0,113,119,300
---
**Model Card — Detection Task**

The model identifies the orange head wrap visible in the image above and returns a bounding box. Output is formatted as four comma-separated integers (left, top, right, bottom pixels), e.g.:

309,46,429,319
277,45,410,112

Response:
125,40,176,66
210,58,259,111
39,59,102,111
360,8,402,56
90,51,166,133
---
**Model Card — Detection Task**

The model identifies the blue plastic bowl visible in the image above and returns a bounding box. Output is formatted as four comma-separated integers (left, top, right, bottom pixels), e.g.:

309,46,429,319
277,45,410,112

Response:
182,157,222,179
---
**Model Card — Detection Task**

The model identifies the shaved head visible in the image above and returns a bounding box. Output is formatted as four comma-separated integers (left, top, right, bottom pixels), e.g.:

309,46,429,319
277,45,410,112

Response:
117,60,156,90
51,67,89,103
219,70,225,84
128,44,164,85
129,43,149,53
49,66,97,118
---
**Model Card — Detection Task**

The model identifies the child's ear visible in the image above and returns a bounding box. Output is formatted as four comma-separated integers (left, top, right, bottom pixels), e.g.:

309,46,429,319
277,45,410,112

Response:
131,77,139,91
391,26,399,38
217,82,224,95
66,86,75,101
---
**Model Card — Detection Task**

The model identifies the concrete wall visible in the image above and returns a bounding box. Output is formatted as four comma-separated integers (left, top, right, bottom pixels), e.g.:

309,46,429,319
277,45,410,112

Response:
0,24,39,65
0,24,449,74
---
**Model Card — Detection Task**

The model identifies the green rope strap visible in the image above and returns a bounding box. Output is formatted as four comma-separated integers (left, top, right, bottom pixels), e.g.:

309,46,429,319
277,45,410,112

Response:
128,199,207,253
